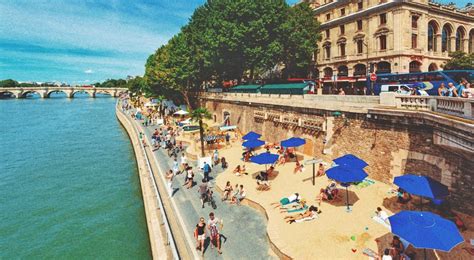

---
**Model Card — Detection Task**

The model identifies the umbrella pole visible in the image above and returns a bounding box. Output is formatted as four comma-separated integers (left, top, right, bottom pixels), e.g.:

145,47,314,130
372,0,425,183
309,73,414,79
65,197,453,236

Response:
424,248,427,260
345,186,350,212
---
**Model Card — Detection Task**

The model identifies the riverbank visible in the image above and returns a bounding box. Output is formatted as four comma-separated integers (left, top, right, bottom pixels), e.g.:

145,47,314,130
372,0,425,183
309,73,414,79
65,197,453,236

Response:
115,102,172,259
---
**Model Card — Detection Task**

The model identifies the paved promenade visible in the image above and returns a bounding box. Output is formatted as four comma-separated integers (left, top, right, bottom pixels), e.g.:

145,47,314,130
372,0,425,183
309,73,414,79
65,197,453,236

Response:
136,121,275,259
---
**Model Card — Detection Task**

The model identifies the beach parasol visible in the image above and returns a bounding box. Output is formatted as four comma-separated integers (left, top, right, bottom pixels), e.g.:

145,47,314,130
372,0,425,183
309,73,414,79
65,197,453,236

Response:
333,154,368,169
250,153,279,171
242,131,261,140
326,165,368,212
389,210,463,259
242,139,265,149
280,137,306,148
394,174,449,199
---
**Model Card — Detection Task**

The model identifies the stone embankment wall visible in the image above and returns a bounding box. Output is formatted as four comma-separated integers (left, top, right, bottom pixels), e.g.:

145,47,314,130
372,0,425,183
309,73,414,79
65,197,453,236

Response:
116,105,170,259
203,100,474,215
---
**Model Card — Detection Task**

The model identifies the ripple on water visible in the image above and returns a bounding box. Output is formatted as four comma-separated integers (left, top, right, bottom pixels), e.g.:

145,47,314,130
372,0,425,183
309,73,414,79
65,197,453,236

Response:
0,98,151,259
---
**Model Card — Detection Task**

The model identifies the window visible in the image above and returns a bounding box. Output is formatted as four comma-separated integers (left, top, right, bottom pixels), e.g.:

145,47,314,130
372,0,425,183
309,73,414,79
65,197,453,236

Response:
380,13,387,25
340,25,345,35
325,29,330,38
325,46,331,59
358,1,363,10
412,34,417,49
357,20,363,31
357,40,364,54
340,43,346,56
340,8,345,16
326,13,331,21
380,35,387,50
411,16,418,29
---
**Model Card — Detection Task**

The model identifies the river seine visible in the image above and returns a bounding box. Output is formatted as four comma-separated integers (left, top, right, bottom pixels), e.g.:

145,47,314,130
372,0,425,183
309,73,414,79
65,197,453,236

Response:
0,94,151,259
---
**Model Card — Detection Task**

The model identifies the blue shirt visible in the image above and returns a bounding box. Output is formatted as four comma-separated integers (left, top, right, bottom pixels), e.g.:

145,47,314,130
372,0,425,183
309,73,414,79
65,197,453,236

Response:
203,164,211,173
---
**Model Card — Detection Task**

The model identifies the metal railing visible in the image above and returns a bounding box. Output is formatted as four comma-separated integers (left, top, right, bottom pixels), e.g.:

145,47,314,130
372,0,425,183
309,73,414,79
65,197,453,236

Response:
117,99,180,260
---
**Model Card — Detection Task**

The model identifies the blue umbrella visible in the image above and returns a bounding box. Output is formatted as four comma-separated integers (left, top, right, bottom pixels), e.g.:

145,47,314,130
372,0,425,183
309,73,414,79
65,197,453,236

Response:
242,131,261,140
333,154,368,169
250,153,279,165
242,139,265,149
280,137,306,148
326,166,368,212
394,174,449,199
326,166,368,183
389,211,463,253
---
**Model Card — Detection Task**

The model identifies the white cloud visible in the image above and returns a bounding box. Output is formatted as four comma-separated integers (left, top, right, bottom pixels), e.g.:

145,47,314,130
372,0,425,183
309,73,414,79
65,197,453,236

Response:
84,69,94,74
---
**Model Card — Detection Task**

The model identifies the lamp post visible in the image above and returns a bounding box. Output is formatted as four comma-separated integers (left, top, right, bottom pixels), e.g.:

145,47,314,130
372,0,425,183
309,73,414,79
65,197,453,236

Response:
362,40,374,95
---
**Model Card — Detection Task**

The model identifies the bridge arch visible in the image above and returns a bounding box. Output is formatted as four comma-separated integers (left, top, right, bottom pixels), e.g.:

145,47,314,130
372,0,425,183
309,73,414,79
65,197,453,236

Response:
95,90,113,97
72,90,94,97
47,90,68,98
20,90,43,98
0,90,16,98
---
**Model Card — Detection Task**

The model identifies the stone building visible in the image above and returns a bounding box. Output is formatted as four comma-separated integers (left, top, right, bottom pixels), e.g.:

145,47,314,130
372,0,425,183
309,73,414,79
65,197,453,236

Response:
303,0,474,87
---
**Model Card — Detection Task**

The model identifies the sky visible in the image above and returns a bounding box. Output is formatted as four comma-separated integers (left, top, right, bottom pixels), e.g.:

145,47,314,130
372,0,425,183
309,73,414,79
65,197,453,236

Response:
0,0,470,84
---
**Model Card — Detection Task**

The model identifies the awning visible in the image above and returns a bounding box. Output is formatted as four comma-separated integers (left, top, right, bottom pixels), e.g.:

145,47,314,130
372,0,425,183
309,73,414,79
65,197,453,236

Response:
229,84,261,93
260,83,309,95
219,125,237,131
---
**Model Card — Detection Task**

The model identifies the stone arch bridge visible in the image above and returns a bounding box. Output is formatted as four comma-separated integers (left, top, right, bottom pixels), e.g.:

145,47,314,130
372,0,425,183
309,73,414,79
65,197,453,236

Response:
0,87,128,98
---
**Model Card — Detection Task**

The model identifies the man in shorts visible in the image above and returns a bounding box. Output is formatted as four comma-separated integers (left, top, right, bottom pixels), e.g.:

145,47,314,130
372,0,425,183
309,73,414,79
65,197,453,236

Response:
199,179,208,209
208,212,223,254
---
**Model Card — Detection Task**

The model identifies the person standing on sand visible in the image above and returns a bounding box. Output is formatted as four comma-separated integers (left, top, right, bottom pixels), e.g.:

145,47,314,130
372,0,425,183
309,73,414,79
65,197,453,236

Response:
208,212,223,255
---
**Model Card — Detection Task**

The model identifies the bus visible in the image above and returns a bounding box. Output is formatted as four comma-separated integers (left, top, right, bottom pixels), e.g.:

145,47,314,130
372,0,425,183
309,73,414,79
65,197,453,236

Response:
371,70,474,96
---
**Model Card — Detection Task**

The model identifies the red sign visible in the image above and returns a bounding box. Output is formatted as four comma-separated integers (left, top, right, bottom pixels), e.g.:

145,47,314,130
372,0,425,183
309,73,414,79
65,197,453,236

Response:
370,73,377,82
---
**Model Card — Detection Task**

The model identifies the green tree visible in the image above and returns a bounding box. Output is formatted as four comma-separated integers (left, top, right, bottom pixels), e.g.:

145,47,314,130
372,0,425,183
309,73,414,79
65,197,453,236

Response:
0,79,18,88
190,107,212,157
186,0,288,82
281,2,321,78
443,51,474,70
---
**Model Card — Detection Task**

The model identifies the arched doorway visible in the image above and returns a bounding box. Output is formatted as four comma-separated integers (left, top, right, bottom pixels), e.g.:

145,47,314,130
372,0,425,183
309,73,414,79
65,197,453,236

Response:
223,111,230,126
428,63,438,72
376,61,391,74
353,64,367,76
409,61,422,73
470,29,474,54
455,26,466,52
442,23,453,52
427,20,439,51
323,67,333,77
337,65,348,77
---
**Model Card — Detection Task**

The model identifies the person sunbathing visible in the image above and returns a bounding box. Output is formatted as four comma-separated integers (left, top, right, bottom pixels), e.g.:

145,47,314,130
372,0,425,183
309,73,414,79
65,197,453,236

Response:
233,165,241,175
271,193,301,209
316,163,325,177
280,199,308,213
293,160,303,174
278,155,286,166
284,206,320,224
316,183,338,206
256,180,270,191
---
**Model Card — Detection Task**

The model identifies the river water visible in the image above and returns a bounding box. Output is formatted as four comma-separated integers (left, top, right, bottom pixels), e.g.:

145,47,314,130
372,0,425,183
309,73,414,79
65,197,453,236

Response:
0,94,151,259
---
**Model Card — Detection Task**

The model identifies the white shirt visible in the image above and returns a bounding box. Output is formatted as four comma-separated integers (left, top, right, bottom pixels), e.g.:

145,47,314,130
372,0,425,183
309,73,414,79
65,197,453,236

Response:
382,255,392,260
378,210,389,221
181,156,187,164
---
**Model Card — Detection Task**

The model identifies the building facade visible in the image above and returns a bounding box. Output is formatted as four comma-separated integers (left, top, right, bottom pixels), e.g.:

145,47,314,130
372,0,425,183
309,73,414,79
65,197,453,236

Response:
304,0,473,85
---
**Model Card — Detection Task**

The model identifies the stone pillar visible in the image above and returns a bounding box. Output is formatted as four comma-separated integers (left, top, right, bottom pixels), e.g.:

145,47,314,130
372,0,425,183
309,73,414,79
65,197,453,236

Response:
462,39,469,53
449,36,456,52
435,34,441,53
66,89,74,98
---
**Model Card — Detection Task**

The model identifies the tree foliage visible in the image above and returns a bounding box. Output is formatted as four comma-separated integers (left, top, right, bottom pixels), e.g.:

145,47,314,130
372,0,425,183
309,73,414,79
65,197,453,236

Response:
143,0,321,107
443,51,474,70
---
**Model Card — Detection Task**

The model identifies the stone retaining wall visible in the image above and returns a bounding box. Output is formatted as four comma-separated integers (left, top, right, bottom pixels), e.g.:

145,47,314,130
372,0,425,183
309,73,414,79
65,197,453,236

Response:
203,99,474,215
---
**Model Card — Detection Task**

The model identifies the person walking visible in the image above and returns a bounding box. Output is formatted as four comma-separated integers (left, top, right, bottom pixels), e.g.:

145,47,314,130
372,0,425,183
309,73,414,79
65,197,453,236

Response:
180,153,187,173
166,169,174,197
199,179,208,209
208,212,223,255
194,217,206,256
203,161,211,182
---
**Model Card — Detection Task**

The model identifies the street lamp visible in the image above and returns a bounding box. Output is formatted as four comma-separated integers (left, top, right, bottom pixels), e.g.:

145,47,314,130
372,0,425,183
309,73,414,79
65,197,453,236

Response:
362,40,374,95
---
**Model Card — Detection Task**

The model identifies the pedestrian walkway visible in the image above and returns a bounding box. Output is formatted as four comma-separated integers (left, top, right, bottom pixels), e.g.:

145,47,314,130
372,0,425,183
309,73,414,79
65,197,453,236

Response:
139,123,275,259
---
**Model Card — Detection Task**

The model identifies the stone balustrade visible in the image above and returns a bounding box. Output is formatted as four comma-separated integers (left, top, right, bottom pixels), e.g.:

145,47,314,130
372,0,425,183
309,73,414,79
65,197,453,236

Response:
202,92,474,120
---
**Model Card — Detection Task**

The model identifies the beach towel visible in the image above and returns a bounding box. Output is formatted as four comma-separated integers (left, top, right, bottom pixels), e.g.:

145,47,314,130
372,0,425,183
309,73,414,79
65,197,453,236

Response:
372,216,391,230
355,179,375,189
286,205,309,214
295,213,318,223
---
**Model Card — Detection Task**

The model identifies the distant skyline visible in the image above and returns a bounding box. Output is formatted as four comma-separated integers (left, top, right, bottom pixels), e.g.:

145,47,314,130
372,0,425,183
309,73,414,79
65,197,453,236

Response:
0,0,470,84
